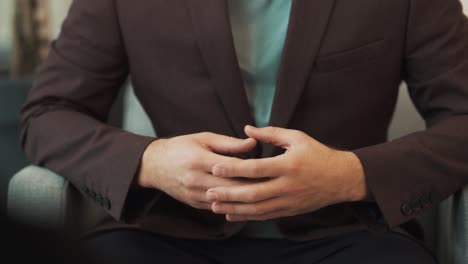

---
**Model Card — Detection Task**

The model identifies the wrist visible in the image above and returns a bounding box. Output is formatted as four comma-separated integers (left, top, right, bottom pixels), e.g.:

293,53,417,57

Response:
337,151,368,202
137,138,167,189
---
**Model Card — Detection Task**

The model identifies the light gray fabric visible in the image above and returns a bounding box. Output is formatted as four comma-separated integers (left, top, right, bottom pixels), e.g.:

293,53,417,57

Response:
437,186,468,264
7,165,108,234
122,84,156,137
7,84,149,234
8,165,68,229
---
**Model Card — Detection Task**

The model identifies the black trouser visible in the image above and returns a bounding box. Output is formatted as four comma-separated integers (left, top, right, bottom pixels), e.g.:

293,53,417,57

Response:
85,230,438,264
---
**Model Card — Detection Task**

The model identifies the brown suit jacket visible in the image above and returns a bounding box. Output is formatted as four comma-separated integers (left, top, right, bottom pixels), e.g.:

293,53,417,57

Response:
20,0,468,240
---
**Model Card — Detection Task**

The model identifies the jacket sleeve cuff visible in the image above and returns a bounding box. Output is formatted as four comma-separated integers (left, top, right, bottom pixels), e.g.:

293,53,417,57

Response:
87,133,160,221
352,137,439,228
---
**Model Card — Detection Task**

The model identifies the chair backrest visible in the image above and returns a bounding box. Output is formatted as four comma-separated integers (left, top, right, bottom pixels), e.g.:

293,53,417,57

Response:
388,84,437,250
121,83,156,137
437,191,468,264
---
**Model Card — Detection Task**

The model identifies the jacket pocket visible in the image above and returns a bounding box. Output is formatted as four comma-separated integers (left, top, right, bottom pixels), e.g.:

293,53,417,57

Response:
314,39,386,73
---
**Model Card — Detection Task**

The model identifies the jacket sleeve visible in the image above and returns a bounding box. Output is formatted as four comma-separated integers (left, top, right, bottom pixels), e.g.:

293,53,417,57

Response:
19,0,159,222
353,0,468,227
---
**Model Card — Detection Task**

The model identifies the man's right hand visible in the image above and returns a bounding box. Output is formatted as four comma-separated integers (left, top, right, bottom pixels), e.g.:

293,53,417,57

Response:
137,132,257,210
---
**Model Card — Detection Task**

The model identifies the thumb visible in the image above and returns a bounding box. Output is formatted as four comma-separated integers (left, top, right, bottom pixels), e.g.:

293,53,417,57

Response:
244,125,296,148
198,133,257,154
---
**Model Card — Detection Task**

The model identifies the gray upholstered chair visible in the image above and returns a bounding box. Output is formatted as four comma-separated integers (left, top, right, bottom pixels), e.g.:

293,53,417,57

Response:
437,192,468,264
7,84,468,263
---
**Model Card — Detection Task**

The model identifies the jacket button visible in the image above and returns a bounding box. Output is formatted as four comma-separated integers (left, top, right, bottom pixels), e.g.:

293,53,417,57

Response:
103,198,112,210
96,194,104,206
91,191,99,201
400,203,413,216
410,199,423,212
420,193,432,207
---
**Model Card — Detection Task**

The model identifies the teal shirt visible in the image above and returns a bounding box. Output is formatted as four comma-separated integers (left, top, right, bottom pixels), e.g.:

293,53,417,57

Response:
228,0,292,238
229,0,292,127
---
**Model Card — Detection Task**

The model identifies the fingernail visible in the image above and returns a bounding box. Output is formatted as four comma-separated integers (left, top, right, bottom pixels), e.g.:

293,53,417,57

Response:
207,191,218,201
212,203,222,213
226,214,236,222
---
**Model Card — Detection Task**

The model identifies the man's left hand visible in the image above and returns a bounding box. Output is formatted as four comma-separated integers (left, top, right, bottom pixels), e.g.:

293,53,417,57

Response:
206,125,368,221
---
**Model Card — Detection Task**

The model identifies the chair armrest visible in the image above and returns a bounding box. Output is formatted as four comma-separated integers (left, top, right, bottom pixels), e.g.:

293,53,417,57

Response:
7,165,108,234
8,165,70,229
437,186,468,264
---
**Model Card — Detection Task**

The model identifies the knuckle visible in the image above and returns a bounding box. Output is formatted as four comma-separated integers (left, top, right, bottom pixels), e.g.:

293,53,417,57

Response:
185,190,197,201
286,160,301,174
291,130,304,139
181,189,193,200
205,132,217,139
186,159,199,170
283,210,295,218
246,191,259,202
197,202,211,210
180,190,193,204
182,173,198,188
277,204,289,212
256,214,269,221
265,126,277,135
195,132,212,142
225,136,237,143
253,162,263,177
225,205,236,214
218,191,229,201
217,165,231,177
180,155,198,170
189,202,202,209
293,130,309,142
199,132,211,138
252,205,263,215
248,162,259,177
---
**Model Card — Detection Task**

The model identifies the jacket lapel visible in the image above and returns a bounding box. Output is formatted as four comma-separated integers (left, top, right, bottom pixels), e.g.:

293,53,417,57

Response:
186,0,336,158
269,0,336,128
186,0,254,139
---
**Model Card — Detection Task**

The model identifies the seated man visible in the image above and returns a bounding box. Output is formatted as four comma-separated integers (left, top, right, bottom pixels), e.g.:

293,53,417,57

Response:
20,0,468,263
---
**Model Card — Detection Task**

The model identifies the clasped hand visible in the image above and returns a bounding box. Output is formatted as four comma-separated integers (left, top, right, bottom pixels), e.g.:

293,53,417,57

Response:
206,125,367,221
138,125,367,222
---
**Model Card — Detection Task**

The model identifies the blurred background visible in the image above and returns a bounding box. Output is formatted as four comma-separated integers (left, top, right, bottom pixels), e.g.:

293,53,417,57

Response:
0,0,467,217
0,0,71,213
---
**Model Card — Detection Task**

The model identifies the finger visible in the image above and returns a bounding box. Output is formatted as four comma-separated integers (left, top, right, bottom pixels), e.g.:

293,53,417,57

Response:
182,189,212,203
212,158,282,178
176,192,212,209
198,132,257,154
211,197,287,216
199,152,244,173
226,211,287,222
188,202,213,210
182,172,250,190
207,180,281,203
245,125,301,147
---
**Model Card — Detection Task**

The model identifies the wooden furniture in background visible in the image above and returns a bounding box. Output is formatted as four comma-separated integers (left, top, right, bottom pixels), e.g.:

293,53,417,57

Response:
11,0,51,78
